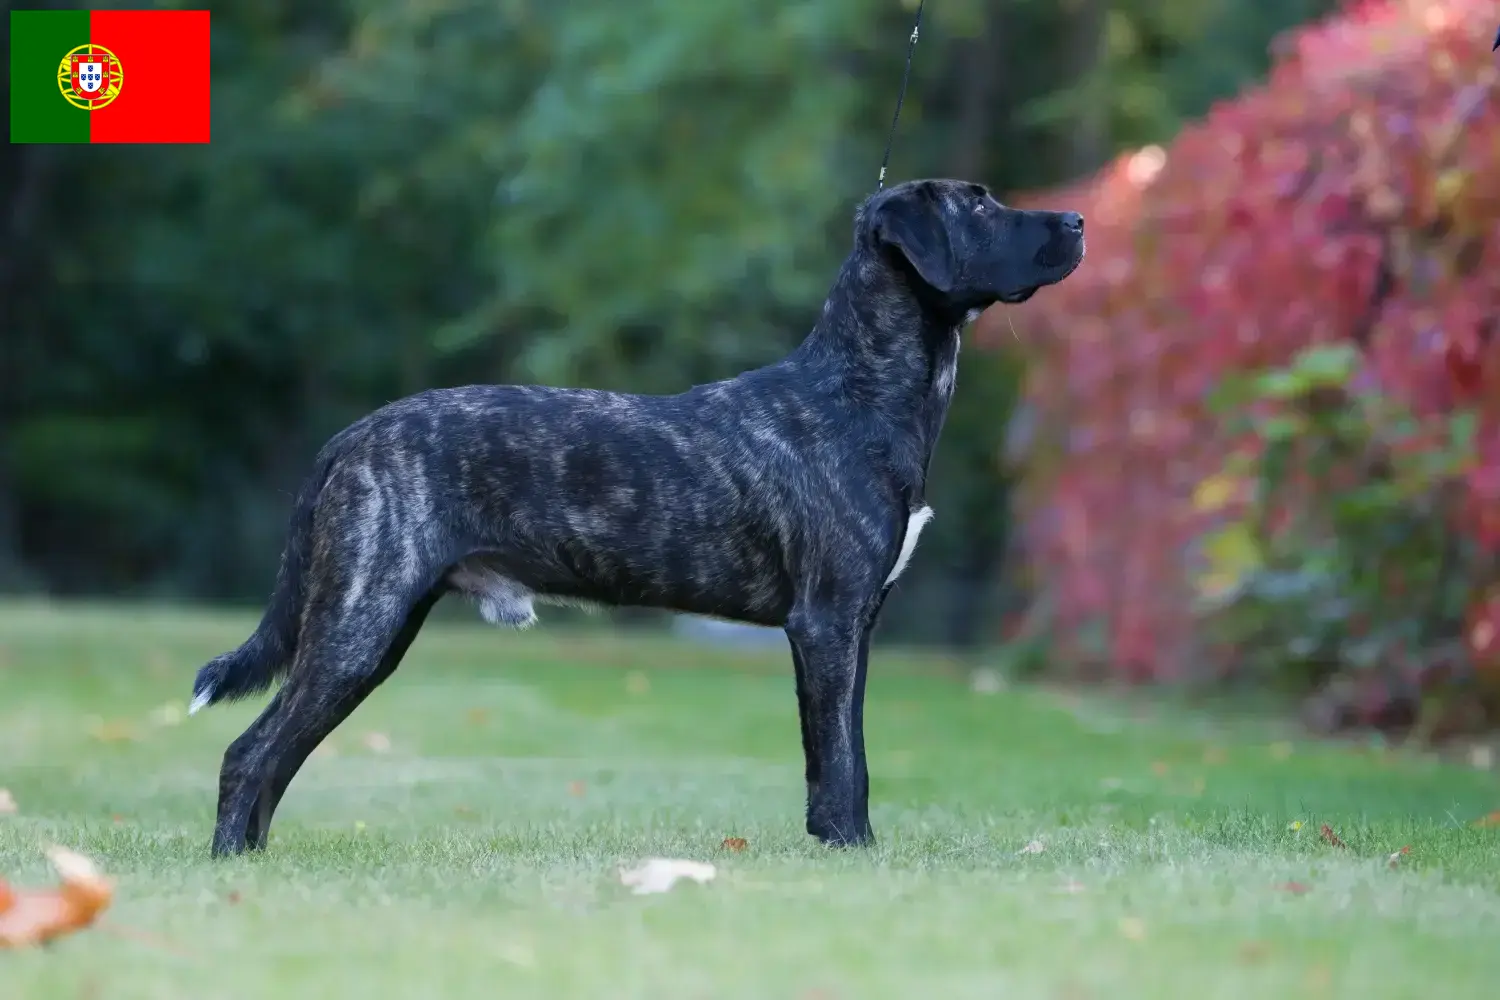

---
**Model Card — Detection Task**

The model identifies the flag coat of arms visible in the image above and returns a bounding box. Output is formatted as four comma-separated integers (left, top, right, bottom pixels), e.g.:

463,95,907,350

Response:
10,9,210,144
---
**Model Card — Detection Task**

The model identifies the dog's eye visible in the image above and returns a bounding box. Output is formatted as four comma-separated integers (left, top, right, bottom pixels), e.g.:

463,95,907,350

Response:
973,202,986,215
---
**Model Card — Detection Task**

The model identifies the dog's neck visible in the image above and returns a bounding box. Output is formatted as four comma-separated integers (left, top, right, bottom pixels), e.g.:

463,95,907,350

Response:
789,252,967,416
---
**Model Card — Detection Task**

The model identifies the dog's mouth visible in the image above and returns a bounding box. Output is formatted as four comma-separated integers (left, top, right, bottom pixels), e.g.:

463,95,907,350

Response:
1053,238,1085,281
998,237,1085,304
1034,231,1086,270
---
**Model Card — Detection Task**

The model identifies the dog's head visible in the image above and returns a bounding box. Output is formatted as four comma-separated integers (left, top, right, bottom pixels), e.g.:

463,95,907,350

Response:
859,178,1085,311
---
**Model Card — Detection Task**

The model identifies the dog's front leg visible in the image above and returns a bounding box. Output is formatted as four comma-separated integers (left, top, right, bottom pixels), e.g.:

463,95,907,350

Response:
788,638,822,817
852,624,873,837
786,612,874,847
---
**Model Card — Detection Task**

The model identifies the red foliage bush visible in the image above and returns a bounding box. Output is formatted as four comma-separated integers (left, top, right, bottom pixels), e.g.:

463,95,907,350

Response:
981,0,1500,685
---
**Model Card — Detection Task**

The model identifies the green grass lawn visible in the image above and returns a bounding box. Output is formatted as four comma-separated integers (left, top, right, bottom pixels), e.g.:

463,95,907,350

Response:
1,600,1498,999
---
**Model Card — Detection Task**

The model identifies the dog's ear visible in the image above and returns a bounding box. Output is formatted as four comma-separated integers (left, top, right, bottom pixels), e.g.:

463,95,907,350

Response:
871,185,956,293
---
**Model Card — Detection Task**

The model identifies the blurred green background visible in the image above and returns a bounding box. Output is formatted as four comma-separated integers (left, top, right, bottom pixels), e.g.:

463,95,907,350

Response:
0,0,1338,646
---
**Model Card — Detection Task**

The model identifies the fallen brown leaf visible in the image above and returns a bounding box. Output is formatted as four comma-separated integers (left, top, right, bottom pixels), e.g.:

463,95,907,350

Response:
624,671,651,696
1305,963,1333,992
0,789,16,815
1277,881,1312,895
1319,824,1348,849
465,708,489,727
1472,810,1500,827
1387,845,1411,869
87,719,137,744
0,846,115,949
225,890,242,905
1238,941,1270,964
1150,760,1170,777
720,837,748,852
567,780,587,798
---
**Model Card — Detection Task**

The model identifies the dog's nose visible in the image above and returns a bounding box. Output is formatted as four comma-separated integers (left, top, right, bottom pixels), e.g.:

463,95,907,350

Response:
1059,212,1084,233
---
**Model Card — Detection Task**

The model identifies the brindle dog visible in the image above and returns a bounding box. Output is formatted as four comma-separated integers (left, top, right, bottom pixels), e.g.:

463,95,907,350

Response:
191,178,1085,856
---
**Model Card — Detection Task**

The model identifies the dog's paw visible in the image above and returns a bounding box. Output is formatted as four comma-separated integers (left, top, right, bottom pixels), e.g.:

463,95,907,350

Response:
807,816,875,848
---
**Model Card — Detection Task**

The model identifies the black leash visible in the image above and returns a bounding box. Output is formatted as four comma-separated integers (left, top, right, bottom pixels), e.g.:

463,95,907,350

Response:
876,0,927,191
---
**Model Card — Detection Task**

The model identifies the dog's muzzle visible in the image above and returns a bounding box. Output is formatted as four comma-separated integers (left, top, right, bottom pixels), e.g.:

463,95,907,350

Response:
1034,231,1084,270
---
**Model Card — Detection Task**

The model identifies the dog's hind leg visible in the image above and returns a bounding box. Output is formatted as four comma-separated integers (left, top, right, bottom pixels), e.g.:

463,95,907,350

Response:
240,587,443,851
212,688,286,855
211,581,438,857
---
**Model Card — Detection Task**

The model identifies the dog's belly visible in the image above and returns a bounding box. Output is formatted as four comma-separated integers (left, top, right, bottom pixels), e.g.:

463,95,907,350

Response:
445,542,793,629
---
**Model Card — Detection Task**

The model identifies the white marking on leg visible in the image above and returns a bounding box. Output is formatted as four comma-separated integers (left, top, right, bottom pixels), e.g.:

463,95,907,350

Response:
883,506,934,587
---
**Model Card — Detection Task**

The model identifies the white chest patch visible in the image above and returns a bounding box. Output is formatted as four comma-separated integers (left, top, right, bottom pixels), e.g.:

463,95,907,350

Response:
935,357,957,398
935,329,961,397
884,505,935,588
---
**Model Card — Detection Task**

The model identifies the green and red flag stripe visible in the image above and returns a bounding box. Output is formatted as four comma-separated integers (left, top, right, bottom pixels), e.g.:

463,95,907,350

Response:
9,9,210,144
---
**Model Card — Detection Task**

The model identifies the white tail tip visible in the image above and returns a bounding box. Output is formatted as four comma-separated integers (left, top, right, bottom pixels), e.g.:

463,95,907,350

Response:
188,691,212,716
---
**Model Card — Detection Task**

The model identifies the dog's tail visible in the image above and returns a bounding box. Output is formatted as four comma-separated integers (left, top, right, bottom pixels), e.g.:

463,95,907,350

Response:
189,437,348,714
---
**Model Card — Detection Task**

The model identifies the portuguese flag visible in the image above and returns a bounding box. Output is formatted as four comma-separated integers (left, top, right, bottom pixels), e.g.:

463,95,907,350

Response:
9,9,210,144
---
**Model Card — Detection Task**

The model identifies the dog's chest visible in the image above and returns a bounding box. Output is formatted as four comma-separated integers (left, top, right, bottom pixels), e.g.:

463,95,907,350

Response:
933,329,961,400
883,505,935,587
913,328,961,451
